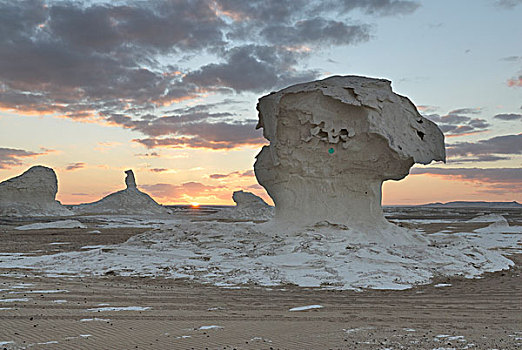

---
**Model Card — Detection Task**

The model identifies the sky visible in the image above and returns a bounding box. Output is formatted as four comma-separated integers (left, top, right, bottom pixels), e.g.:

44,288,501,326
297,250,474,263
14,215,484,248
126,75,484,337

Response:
0,0,521,206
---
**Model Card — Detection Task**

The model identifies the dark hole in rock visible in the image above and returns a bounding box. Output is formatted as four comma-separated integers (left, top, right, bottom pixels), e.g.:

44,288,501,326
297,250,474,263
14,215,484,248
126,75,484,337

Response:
317,131,328,138
417,131,425,140
417,119,423,123
339,129,348,136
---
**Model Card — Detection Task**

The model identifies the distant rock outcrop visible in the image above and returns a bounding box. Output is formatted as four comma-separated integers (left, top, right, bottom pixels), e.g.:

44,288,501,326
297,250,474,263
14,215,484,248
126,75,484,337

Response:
421,201,522,208
72,170,170,215
0,165,73,217
230,190,273,220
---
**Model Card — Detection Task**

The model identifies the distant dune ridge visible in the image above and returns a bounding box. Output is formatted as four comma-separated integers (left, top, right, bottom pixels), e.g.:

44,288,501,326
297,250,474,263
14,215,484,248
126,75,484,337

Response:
420,201,521,208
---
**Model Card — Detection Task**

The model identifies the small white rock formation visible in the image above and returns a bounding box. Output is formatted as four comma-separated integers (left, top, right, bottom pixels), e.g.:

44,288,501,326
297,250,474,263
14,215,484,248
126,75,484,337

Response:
0,165,73,217
72,170,170,215
254,76,445,230
231,190,273,220
15,219,86,231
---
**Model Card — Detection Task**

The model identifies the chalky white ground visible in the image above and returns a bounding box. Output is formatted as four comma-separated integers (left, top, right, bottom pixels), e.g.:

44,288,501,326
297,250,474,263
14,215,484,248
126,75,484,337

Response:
2,210,520,290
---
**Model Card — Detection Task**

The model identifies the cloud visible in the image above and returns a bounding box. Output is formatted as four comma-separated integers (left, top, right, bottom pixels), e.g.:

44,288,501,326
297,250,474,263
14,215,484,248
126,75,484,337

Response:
410,167,522,194
448,155,510,164
416,105,438,113
0,0,421,150
423,108,490,137
446,133,522,158
104,108,265,150
149,168,168,173
134,152,160,158
493,113,522,121
507,75,522,87
0,147,49,169
501,55,522,62
209,170,254,179
494,0,522,8
183,45,319,93
447,108,481,115
64,162,85,171
260,18,370,47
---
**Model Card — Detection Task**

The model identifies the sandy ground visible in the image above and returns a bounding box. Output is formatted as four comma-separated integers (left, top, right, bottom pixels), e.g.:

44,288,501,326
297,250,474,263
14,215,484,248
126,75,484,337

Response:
0,212,521,349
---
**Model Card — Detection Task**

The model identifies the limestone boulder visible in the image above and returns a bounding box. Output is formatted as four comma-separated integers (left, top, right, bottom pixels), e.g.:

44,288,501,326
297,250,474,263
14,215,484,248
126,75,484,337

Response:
0,165,73,217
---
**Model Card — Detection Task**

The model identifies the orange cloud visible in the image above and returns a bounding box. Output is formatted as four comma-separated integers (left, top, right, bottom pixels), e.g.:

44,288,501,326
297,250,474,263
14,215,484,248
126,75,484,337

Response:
507,76,522,87
133,136,266,150
445,130,489,138
0,147,54,169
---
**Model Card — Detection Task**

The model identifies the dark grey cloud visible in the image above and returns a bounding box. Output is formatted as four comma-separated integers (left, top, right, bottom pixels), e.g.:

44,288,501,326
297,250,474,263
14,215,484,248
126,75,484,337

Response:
311,0,420,16
449,155,510,164
105,109,265,150
446,133,522,158
493,113,522,121
0,147,48,169
1,0,420,150
422,108,490,137
64,162,85,171
447,108,481,115
183,45,319,93
495,0,522,8
48,1,225,53
260,18,370,46
501,55,522,62
440,115,471,124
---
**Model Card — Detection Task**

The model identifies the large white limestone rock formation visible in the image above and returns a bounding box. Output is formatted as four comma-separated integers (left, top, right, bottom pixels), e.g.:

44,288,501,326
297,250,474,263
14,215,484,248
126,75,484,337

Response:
0,165,73,217
72,170,170,215
254,75,445,230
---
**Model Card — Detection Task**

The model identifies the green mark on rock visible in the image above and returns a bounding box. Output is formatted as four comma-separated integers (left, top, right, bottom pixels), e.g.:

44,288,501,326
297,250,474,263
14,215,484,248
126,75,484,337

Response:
328,148,335,154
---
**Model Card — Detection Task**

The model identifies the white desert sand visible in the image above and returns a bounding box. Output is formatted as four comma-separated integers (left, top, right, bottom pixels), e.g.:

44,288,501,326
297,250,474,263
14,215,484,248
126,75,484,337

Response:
0,206,520,349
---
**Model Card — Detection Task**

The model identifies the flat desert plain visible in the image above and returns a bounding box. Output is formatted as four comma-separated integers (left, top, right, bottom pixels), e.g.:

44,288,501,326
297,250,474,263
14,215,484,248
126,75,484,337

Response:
0,207,520,349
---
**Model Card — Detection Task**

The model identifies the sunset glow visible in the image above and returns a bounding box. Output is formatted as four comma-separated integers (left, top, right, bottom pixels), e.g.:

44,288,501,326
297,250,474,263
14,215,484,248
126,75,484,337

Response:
1,0,520,205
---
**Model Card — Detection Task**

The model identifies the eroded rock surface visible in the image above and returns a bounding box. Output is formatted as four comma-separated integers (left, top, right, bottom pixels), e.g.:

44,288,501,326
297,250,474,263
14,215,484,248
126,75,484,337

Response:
0,165,72,217
255,75,445,229
72,170,170,215
231,190,273,220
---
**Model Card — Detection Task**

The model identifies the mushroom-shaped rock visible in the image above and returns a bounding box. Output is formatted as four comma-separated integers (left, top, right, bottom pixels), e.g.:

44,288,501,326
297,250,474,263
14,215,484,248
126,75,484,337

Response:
254,75,445,228
72,170,170,215
0,165,73,217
